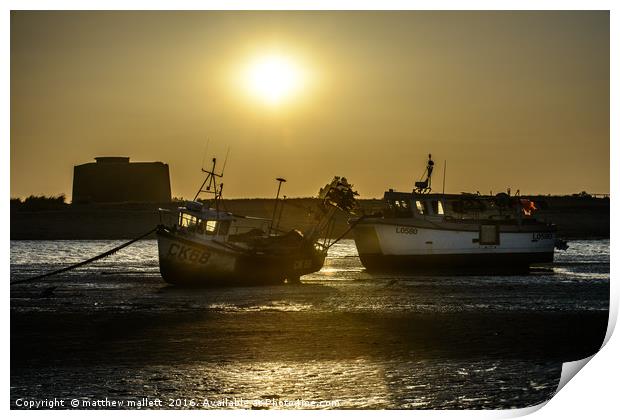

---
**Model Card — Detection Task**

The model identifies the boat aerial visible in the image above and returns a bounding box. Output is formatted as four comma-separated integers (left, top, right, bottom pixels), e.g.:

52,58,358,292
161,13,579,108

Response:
351,154,558,273
157,157,357,286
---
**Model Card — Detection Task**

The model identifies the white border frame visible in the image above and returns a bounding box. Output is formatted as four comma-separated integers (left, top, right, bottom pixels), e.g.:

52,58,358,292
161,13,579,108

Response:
3,2,617,419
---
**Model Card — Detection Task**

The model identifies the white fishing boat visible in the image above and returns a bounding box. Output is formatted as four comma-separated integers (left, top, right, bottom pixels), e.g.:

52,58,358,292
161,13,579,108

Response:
157,158,357,286
351,155,558,273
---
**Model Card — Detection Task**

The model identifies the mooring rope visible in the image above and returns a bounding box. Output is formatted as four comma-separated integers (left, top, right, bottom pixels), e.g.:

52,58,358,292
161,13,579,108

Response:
325,215,369,250
11,226,159,285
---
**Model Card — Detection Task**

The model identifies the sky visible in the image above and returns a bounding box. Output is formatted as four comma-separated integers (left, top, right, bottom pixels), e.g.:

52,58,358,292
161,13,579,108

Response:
10,11,609,200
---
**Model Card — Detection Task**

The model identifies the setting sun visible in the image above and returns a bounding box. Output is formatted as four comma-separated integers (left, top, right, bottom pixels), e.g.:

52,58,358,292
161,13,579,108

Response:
243,54,305,106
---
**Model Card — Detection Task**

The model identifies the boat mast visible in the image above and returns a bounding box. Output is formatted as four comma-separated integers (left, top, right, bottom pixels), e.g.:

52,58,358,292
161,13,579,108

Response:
275,195,287,231
269,177,287,235
442,160,447,195
193,157,225,212
414,154,434,194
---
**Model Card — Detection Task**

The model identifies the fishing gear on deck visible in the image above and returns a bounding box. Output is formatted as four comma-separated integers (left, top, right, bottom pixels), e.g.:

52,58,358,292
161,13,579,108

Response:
11,227,158,285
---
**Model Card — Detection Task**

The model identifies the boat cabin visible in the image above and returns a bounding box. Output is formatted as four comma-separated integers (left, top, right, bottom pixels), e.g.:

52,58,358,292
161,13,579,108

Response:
382,190,535,222
384,191,447,219
166,201,273,241
168,201,235,238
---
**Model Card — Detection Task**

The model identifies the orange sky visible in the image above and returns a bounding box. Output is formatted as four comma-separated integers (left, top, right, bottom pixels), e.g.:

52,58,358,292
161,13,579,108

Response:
10,11,609,200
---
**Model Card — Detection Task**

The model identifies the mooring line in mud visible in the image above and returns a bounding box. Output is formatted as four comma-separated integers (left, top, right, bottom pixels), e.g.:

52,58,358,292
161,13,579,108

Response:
11,227,159,285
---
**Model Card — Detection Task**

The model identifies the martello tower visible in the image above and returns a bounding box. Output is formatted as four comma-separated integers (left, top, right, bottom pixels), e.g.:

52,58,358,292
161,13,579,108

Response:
72,157,171,204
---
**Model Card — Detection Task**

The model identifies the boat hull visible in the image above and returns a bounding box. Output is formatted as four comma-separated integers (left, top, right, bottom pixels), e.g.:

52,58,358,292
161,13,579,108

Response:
157,228,326,286
357,252,553,274
353,220,555,274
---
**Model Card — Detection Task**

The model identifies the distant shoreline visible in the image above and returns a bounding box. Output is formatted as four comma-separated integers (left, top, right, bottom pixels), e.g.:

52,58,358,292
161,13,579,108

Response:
10,196,609,240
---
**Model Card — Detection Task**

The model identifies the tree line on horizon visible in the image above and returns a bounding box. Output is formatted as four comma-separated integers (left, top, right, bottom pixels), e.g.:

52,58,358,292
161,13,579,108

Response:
9,191,607,213
11,195,68,211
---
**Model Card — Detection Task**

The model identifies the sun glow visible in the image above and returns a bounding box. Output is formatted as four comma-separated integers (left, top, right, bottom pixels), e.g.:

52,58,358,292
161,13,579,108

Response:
243,54,305,106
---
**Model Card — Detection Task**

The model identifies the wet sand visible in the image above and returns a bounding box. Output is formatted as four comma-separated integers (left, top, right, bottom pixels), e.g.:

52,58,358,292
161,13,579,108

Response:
12,305,607,365
11,279,608,409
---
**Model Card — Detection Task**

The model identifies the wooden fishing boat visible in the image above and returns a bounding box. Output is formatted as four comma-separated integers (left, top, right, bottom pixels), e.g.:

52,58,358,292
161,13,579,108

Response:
157,158,356,286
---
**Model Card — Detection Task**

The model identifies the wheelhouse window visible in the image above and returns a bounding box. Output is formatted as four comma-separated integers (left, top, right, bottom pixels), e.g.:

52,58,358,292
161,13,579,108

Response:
179,213,197,229
179,213,230,236
415,200,426,215
206,220,217,233
431,200,444,215
197,219,220,235
392,199,412,217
